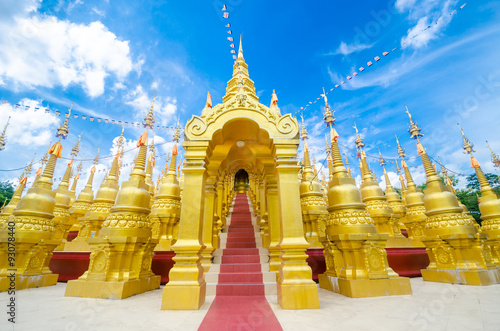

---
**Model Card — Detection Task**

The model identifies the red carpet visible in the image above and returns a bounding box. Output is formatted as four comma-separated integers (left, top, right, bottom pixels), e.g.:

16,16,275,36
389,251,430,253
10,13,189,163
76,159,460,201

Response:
199,193,282,330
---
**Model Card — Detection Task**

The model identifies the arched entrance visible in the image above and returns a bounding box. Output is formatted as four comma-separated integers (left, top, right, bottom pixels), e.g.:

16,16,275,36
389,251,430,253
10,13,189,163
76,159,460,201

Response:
234,169,249,193
161,41,319,310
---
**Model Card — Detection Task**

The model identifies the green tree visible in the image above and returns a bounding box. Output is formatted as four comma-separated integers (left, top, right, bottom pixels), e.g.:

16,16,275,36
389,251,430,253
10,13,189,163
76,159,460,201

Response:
0,181,15,209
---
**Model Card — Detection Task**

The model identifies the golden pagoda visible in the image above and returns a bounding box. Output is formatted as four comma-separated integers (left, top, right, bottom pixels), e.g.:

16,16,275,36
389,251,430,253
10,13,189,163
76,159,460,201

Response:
161,38,319,310
460,127,500,267
396,136,426,246
355,125,395,237
65,130,161,299
63,150,120,251
149,136,181,251
53,131,81,250
318,109,411,297
380,152,407,241
0,134,65,291
406,109,500,285
299,117,328,249
0,159,33,226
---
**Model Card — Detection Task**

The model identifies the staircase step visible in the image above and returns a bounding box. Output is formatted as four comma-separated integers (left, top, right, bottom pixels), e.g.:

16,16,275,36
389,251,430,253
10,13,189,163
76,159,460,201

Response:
220,263,263,273
222,248,259,255
221,255,261,263
216,284,265,296
218,273,263,283
225,243,257,249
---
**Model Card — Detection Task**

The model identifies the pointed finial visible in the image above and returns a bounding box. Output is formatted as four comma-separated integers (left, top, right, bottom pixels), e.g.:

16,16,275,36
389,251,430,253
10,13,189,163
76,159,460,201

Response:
457,124,475,154
93,148,100,165
0,116,11,151
271,89,278,107
320,87,328,106
77,159,83,173
173,119,181,143
396,135,406,158
344,152,350,166
149,137,156,157
71,132,82,157
405,105,423,139
324,134,331,155
143,93,156,130
378,149,386,166
56,104,72,139
486,141,500,167
300,115,308,140
353,123,364,149
238,35,244,60
206,91,212,108
395,159,402,174
323,92,335,127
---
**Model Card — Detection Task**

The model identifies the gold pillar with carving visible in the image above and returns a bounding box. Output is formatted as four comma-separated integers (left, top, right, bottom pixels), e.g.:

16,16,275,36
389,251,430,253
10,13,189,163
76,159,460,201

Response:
65,131,161,299
161,141,208,310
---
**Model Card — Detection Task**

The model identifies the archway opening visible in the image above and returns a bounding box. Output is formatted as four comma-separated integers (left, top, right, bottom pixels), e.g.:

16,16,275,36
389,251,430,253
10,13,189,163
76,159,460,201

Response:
234,169,249,193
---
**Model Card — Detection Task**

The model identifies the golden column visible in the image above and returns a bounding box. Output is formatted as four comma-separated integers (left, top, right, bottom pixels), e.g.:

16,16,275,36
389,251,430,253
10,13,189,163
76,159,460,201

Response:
258,173,270,248
65,130,161,298
405,108,499,284
459,127,500,267
200,172,217,273
64,154,120,251
299,117,327,249
318,102,411,297
150,143,181,251
161,140,208,310
354,125,396,240
396,136,426,246
274,140,320,309
0,139,64,291
265,174,281,273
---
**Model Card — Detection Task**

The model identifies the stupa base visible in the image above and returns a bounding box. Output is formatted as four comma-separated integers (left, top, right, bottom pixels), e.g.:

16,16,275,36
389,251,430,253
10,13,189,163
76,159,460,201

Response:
0,273,58,292
62,238,90,251
277,282,320,309
421,267,500,285
386,236,424,248
161,282,206,310
65,275,161,299
318,274,412,298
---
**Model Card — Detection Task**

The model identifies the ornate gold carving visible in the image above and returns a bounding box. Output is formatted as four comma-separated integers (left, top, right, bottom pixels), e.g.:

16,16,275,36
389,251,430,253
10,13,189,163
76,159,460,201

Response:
327,210,374,226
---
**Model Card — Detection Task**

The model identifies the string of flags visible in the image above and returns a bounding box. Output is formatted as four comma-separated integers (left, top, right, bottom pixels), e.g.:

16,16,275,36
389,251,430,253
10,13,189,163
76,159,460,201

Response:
298,2,468,113
221,4,237,60
1,101,179,132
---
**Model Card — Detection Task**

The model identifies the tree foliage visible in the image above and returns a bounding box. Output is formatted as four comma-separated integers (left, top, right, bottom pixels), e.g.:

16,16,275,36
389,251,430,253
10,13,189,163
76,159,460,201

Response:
0,181,15,209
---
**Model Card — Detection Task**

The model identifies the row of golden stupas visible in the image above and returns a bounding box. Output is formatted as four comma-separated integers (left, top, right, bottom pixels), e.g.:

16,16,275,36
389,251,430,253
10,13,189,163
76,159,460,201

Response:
1,40,500,310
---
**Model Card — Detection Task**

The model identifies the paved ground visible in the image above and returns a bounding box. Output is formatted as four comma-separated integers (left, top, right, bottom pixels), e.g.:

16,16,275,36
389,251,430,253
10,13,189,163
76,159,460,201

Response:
0,277,499,331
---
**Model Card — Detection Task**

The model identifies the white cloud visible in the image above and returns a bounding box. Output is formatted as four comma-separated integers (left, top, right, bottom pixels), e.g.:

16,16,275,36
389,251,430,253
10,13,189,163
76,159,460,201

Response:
398,0,458,49
0,4,133,97
91,7,106,17
329,41,374,56
0,99,60,148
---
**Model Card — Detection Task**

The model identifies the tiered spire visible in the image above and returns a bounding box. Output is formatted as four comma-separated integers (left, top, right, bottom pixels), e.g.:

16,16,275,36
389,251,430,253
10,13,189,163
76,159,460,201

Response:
143,94,156,130
405,105,423,140
486,141,500,168
0,116,11,151
56,104,73,139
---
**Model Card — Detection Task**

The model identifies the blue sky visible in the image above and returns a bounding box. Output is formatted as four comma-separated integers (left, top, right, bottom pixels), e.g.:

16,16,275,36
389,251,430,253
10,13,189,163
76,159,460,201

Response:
0,0,499,190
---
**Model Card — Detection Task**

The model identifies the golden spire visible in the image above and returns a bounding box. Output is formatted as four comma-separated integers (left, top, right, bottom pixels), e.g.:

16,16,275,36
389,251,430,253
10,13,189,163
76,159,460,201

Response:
0,116,11,151
324,134,331,156
300,115,308,141
486,141,500,168
396,135,406,158
458,124,475,154
344,152,350,166
56,104,73,139
353,123,364,149
378,149,386,167
237,35,244,60
93,148,100,165
116,126,125,157
206,91,212,108
271,89,278,107
71,132,82,157
173,119,181,143
143,93,156,130
405,105,423,140
323,94,335,127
